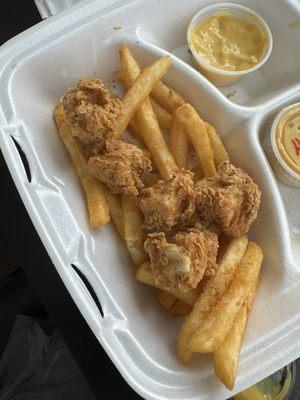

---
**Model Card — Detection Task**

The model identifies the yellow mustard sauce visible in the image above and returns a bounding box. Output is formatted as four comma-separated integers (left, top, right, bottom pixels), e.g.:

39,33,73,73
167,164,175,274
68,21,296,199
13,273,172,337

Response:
190,11,268,71
275,107,300,175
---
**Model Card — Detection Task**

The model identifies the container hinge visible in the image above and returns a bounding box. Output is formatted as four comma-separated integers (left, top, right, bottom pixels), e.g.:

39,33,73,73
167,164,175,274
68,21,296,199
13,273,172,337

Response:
34,0,81,19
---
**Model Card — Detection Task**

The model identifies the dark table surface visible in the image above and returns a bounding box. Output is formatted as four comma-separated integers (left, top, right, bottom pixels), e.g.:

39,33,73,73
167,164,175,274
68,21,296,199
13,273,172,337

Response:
1,2,300,400
0,1,139,399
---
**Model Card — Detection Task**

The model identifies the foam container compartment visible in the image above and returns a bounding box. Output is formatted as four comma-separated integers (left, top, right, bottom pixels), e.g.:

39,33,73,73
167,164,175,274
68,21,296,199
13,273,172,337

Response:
1,0,300,399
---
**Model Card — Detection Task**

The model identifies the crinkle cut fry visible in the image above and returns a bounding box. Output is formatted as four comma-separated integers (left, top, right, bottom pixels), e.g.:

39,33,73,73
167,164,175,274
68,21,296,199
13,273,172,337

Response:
54,103,110,228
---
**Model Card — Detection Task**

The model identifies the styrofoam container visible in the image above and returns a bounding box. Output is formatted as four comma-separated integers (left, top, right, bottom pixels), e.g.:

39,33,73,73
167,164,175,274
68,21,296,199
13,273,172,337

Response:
187,3,273,87
1,1,300,399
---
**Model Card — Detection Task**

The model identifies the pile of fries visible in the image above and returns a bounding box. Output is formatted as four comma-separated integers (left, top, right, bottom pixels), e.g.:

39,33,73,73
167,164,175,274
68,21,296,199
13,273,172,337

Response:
54,45,263,390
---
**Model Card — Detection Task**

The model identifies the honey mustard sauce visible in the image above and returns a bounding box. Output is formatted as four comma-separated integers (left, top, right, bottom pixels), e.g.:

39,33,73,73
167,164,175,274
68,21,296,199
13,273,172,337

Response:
190,11,268,71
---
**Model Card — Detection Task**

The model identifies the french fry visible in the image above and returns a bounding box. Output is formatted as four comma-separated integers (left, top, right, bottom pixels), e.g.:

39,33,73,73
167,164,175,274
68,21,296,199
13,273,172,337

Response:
54,103,110,228
145,171,161,186
176,104,217,177
157,290,177,310
149,98,172,131
177,235,248,363
168,300,192,317
122,194,147,266
151,80,186,112
214,252,261,390
117,67,185,113
113,55,171,139
116,70,174,132
189,242,263,353
169,116,189,169
205,122,230,167
119,46,177,180
105,190,124,239
136,262,201,306
214,304,248,390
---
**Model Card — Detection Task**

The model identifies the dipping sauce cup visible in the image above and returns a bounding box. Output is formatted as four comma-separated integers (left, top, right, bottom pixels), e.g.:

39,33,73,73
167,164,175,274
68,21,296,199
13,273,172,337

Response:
187,3,273,87
265,103,300,188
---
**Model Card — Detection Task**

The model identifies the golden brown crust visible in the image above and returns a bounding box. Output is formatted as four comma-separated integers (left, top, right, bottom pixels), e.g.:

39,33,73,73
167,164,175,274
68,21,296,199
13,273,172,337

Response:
62,78,123,154
139,169,195,232
195,161,261,237
144,225,218,291
87,140,151,196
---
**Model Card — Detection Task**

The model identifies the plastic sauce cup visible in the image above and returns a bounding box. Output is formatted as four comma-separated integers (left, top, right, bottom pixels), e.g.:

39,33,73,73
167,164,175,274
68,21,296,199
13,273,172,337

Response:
187,3,273,87
264,103,300,188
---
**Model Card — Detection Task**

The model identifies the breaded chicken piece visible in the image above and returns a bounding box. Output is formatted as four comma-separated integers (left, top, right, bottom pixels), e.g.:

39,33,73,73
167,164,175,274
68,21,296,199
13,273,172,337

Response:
139,169,195,232
195,161,261,237
144,225,218,291
62,78,123,154
87,139,151,196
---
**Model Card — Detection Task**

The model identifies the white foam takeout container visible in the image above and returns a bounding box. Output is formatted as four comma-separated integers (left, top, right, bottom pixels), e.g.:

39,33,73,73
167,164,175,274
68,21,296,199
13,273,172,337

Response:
1,0,300,399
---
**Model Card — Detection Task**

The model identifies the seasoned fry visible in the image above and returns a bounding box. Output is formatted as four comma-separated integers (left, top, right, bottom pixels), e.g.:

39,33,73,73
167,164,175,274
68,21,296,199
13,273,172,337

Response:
151,80,186,112
177,235,248,363
119,45,177,180
189,242,263,353
205,122,230,167
214,304,247,390
169,116,189,169
122,194,147,266
149,98,172,131
157,290,176,310
214,252,261,390
116,70,174,132
54,103,110,228
190,283,247,353
176,104,217,177
168,300,192,317
105,190,124,239
136,262,201,306
113,55,171,139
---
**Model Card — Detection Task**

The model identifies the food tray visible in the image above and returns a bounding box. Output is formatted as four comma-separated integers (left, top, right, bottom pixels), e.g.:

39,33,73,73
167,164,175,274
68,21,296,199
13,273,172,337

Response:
1,0,300,399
